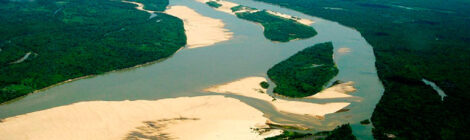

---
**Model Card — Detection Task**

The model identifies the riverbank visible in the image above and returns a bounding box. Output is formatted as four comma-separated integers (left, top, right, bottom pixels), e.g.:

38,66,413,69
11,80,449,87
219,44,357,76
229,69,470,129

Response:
204,77,350,117
0,95,281,140
165,6,233,48
306,81,356,99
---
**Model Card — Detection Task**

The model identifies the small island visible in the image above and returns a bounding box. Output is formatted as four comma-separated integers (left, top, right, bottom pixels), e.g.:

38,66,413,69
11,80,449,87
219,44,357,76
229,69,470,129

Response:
267,42,338,97
235,10,317,42
206,1,222,8
203,1,317,42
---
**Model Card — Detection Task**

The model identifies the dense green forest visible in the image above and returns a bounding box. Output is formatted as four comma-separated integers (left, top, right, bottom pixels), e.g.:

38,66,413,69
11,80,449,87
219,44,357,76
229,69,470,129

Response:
127,0,168,11
0,0,186,103
233,8,316,42
266,124,356,140
267,42,338,97
253,0,470,139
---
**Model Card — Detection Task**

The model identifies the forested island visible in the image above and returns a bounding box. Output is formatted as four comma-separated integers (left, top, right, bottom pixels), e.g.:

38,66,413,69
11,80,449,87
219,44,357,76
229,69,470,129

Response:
254,0,470,139
204,1,316,42
235,10,316,42
267,42,338,97
206,1,222,8
0,0,186,103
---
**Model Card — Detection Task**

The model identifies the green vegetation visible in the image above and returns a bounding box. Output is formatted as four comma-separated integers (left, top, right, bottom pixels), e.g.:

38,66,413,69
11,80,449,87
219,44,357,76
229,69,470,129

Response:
127,0,168,11
267,42,338,97
235,10,317,42
325,124,357,140
266,124,356,140
260,81,269,89
230,5,256,12
0,0,186,103
360,119,370,125
206,1,222,8
255,0,470,139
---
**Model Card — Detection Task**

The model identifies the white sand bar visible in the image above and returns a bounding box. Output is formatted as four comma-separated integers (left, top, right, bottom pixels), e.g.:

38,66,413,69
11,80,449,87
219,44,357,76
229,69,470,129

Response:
266,10,314,25
337,47,352,54
306,81,356,99
204,77,350,117
198,0,314,26
165,6,233,49
0,96,281,140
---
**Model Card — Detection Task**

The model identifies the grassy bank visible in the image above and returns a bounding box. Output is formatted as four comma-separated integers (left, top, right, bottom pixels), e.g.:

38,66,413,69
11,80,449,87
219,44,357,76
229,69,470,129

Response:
0,0,186,103
267,42,338,97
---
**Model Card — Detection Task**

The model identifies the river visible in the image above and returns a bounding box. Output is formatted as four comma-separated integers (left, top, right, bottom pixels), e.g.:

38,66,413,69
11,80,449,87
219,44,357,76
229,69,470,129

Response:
0,0,384,139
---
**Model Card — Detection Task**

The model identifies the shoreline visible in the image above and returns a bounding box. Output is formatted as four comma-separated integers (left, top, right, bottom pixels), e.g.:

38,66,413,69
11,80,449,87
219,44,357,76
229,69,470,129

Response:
204,77,351,117
165,6,233,49
198,0,314,26
0,47,185,106
305,81,357,99
0,95,283,139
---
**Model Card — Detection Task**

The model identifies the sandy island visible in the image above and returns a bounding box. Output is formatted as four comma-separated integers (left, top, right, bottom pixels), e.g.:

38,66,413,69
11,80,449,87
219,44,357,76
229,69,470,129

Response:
198,0,314,26
165,6,233,49
0,96,282,140
204,77,350,117
265,10,314,25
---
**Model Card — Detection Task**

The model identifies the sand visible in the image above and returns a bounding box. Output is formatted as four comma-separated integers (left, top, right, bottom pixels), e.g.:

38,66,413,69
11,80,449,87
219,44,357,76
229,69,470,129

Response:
0,96,282,140
165,6,233,49
337,47,352,54
266,10,314,26
198,0,313,26
204,77,350,117
306,81,357,99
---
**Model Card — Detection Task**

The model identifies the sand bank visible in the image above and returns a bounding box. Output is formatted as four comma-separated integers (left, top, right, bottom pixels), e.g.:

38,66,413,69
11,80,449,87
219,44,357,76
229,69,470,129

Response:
266,10,314,25
204,77,350,117
165,6,233,49
0,96,281,140
337,47,352,54
199,0,313,26
306,81,357,99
